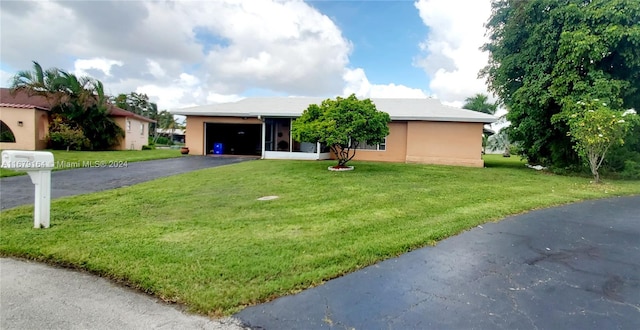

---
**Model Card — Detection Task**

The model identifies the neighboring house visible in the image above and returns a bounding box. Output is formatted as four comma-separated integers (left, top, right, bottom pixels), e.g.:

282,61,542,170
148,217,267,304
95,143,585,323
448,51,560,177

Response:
0,88,154,151
156,128,186,144
108,107,154,150
172,97,497,167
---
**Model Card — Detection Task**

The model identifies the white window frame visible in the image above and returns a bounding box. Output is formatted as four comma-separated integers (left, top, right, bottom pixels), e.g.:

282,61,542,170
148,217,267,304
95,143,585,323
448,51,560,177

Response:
355,137,387,151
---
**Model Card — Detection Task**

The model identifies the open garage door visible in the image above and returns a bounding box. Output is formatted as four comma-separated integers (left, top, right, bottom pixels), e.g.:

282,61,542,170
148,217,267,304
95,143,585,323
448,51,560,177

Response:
204,123,261,156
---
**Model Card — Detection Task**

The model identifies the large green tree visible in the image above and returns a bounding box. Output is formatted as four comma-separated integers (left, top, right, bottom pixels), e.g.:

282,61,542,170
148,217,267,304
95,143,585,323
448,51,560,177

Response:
482,0,640,167
292,94,390,167
12,61,124,150
113,92,160,139
113,92,158,120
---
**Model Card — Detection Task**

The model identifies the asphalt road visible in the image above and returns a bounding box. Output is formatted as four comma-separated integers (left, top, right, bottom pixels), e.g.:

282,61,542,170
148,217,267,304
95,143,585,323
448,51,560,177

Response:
0,156,254,210
235,195,640,329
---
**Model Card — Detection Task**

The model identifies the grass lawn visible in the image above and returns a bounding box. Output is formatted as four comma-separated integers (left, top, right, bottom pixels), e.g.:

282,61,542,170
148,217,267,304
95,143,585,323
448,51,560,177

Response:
0,149,182,178
1,155,639,316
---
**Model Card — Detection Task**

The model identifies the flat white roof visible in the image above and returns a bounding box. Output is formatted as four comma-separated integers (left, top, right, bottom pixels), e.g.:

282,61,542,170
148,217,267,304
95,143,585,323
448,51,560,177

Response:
171,97,497,124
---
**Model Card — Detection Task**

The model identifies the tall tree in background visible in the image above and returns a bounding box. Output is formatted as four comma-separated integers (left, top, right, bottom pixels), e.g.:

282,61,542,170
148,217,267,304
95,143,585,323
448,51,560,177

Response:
482,0,640,167
463,93,498,154
11,61,124,150
462,94,497,115
113,92,160,138
113,92,158,120
154,110,181,144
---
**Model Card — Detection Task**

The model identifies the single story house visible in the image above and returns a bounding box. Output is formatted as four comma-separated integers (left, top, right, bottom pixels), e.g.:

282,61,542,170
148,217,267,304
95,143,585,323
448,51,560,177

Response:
0,88,154,151
156,128,186,144
173,97,497,167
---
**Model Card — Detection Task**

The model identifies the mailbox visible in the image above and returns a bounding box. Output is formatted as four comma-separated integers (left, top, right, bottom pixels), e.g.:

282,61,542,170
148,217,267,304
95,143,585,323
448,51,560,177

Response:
1,150,54,228
1,150,54,170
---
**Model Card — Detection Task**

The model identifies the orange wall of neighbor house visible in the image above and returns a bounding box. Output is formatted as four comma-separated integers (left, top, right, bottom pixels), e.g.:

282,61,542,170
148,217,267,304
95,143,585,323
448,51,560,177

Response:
114,117,149,150
186,116,263,155
405,121,484,167
349,121,408,162
0,106,47,150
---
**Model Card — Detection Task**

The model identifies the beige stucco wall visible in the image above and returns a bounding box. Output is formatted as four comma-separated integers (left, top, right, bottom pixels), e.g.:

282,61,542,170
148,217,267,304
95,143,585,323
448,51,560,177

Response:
405,121,484,167
114,117,150,150
184,115,485,167
350,121,408,162
185,116,263,155
0,107,49,150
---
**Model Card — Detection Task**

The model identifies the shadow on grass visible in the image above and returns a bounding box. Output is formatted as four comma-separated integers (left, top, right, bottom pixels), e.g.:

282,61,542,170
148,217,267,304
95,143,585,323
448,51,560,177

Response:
483,154,527,169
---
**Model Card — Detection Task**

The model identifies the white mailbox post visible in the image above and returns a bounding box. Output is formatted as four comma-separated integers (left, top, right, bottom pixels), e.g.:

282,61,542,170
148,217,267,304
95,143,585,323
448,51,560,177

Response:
1,150,54,228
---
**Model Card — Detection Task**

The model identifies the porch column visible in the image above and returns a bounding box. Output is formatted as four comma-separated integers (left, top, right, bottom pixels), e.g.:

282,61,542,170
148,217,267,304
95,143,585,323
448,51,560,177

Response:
261,121,266,159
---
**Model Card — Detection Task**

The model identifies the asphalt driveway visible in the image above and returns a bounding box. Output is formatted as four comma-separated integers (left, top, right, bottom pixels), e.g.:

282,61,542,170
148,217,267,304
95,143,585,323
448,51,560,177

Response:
0,156,254,210
235,195,640,329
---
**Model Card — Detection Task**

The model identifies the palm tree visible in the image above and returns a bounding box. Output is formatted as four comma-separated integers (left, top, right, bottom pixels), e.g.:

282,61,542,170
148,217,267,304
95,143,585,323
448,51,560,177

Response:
463,93,499,154
11,61,66,105
462,94,497,115
11,61,123,150
487,129,512,157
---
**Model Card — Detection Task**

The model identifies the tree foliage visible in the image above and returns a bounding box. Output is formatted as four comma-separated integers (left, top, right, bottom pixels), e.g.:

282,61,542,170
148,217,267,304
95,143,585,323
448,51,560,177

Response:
11,61,124,150
113,92,158,119
47,114,90,151
292,94,390,167
562,99,631,182
112,92,181,144
462,94,498,115
482,0,640,167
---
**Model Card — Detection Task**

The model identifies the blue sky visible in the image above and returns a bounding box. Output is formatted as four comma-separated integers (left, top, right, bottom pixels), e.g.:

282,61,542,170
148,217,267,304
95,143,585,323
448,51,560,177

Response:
0,0,492,109
311,0,430,87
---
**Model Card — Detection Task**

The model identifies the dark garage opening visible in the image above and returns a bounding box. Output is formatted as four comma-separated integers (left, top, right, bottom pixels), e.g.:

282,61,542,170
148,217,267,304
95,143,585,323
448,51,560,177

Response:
205,123,261,156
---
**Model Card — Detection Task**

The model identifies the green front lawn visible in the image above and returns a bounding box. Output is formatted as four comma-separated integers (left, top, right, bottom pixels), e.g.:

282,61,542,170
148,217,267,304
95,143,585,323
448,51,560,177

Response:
0,149,182,177
1,155,638,316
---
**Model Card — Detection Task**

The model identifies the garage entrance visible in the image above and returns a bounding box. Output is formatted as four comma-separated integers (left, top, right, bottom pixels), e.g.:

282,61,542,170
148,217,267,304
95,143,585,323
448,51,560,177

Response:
204,123,262,156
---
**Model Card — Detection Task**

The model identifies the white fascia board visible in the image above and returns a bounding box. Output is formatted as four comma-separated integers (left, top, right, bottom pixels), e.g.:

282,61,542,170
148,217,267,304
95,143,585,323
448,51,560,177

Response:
391,116,497,124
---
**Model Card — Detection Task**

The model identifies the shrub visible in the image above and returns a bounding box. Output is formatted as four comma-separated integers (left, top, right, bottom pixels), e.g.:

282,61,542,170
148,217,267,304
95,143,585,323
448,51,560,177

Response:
141,145,155,150
621,160,640,179
155,136,172,145
47,115,90,150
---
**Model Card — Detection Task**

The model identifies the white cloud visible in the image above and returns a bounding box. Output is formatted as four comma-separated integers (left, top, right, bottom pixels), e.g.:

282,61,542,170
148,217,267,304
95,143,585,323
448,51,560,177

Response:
0,0,352,109
206,93,244,104
73,58,123,77
0,68,13,87
414,0,492,104
135,84,187,110
343,68,428,99
146,60,166,79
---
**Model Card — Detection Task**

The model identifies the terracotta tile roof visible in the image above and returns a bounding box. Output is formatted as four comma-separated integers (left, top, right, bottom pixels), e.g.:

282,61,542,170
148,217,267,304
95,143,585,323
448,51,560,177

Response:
0,88,155,123
0,87,52,110
107,105,156,123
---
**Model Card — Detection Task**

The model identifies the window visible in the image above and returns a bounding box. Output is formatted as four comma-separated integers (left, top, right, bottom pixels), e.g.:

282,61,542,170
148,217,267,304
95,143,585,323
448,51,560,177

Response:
0,120,16,142
264,118,291,151
126,120,131,132
140,123,144,135
355,137,387,151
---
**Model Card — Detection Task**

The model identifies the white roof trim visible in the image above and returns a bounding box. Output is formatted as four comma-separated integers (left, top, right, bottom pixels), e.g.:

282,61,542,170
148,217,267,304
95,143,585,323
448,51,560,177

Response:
171,97,497,124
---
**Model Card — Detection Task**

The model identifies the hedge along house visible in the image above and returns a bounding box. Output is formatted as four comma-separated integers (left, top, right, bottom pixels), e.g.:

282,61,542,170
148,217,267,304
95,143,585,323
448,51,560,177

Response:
173,97,497,167
0,88,154,151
